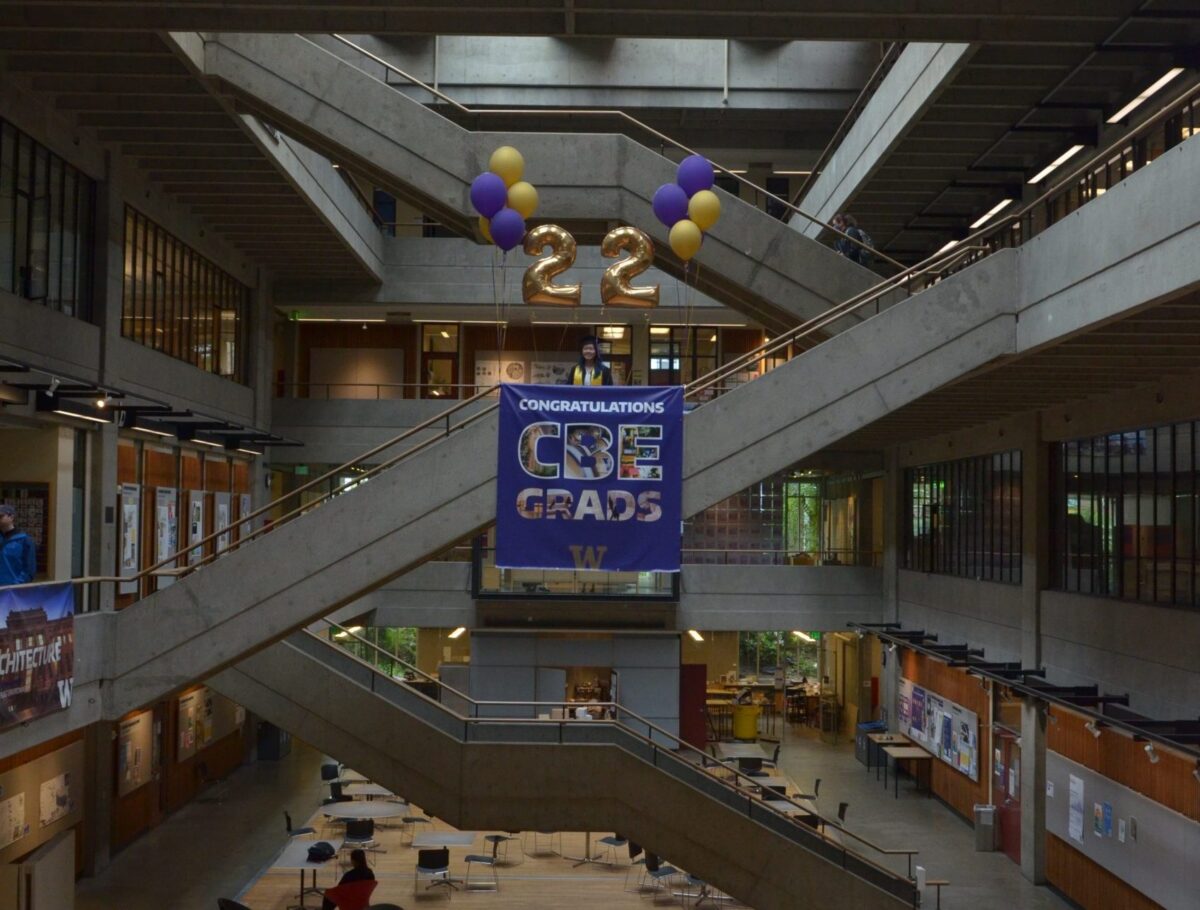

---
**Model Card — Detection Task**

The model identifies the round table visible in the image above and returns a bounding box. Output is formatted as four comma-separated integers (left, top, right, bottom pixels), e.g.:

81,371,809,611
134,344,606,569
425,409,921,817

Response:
321,801,409,820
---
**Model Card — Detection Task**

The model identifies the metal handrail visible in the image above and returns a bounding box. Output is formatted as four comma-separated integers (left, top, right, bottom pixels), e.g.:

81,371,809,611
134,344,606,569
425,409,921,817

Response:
322,33,900,271
316,620,920,884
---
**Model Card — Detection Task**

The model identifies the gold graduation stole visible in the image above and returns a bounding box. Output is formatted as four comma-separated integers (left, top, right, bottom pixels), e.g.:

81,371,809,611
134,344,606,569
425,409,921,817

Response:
572,365,604,385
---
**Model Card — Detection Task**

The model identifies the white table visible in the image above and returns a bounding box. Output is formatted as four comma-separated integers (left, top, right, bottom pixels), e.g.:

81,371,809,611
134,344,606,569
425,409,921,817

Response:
412,831,477,848
272,836,344,909
342,782,395,799
762,797,817,817
321,801,409,820
338,769,370,783
749,775,790,794
715,742,769,771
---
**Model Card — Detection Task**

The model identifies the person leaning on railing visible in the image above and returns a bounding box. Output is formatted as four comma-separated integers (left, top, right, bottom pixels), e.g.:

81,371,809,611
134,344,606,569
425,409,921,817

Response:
0,504,37,586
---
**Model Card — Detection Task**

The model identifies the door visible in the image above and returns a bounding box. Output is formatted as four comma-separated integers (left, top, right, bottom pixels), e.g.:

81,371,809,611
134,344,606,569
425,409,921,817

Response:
995,728,1021,864
679,664,708,750
421,353,458,399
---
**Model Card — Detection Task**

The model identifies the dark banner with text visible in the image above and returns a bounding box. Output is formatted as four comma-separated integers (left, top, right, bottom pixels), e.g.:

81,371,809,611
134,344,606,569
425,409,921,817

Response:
496,384,683,573
0,582,74,731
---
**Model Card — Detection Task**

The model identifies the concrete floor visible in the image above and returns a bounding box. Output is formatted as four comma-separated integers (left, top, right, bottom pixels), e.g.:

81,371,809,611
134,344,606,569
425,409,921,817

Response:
74,727,1073,910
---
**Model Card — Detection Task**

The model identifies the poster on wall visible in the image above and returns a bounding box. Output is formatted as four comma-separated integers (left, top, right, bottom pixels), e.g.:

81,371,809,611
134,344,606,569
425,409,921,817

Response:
495,384,684,572
38,772,74,828
187,491,205,566
530,361,575,386
154,488,178,590
896,677,979,781
1068,774,1085,843
118,483,141,594
0,582,74,731
214,492,231,557
475,360,501,395
0,794,26,850
238,493,253,541
117,711,154,796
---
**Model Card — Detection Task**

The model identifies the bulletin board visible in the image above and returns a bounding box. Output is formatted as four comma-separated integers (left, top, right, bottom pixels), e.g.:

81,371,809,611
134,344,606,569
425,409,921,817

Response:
0,739,84,865
118,483,141,594
154,487,178,590
117,710,155,796
176,685,244,762
897,677,979,781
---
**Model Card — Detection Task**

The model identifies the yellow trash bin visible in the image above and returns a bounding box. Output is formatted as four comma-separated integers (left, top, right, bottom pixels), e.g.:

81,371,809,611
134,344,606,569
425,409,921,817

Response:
732,704,761,741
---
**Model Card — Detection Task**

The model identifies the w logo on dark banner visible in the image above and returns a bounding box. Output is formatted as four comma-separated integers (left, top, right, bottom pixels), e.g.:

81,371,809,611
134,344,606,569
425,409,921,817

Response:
0,582,74,731
496,384,683,573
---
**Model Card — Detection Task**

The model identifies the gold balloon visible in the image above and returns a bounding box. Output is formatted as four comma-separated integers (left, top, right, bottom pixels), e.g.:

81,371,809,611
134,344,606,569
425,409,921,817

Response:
688,189,721,231
600,226,659,308
669,219,703,261
489,145,525,188
478,215,493,244
522,224,581,307
507,180,539,219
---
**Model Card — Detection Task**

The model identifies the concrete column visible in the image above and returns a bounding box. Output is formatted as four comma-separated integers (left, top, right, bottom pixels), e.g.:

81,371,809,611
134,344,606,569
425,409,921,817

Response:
248,276,274,513
81,720,115,875
1020,696,1047,883
86,165,124,612
1019,413,1048,883
882,445,900,622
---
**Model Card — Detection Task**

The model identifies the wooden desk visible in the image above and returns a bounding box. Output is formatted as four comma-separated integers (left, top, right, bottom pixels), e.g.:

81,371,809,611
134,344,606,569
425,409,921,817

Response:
867,732,911,778
882,745,933,799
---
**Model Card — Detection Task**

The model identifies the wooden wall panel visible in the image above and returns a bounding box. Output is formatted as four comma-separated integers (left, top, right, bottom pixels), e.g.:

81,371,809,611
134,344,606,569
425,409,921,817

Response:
117,441,137,484
164,689,244,813
180,453,202,489
142,447,176,489
204,458,230,491
1048,707,1200,822
232,460,250,494
898,650,990,820
1047,834,1166,910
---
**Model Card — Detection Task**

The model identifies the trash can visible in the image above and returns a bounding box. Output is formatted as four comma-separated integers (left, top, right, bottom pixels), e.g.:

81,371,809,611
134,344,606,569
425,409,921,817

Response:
974,804,998,851
732,705,761,740
855,720,887,766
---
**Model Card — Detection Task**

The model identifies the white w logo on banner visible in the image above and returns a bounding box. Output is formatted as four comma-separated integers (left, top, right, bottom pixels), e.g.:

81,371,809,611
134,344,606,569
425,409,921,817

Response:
57,678,73,708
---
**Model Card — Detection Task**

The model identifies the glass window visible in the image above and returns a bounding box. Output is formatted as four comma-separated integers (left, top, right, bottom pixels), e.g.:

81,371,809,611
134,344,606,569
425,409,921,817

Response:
120,206,249,382
0,118,94,317
904,451,1022,583
1052,419,1200,608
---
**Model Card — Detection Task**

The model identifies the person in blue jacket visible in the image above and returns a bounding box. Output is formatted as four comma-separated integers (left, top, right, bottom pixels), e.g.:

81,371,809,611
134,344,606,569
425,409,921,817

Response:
0,504,37,586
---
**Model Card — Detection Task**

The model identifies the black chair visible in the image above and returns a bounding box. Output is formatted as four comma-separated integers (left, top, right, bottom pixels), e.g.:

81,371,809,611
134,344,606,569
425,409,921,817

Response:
284,810,316,838
837,802,849,824
414,847,452,895
797,777,821,800
760,738,782,768
344,818,377,852
217,901,252,910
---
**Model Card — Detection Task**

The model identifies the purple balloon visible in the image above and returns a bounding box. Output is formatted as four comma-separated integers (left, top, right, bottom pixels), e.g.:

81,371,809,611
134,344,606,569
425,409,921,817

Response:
677,154,715,197
652,183,690,227
490,207,526,252
470,172,508,218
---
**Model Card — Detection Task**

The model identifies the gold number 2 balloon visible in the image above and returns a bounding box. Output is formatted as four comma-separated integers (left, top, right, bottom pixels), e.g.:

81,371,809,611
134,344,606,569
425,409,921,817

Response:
522,224,582,307
600,225,660,308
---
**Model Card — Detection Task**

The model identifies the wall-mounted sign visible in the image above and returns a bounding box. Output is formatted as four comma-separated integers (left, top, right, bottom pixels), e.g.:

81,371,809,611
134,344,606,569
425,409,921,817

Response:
897,677,979,781
0,583,74,731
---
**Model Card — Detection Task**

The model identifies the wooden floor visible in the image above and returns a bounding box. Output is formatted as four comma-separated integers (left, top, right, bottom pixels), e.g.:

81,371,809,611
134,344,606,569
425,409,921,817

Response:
239,810,747,909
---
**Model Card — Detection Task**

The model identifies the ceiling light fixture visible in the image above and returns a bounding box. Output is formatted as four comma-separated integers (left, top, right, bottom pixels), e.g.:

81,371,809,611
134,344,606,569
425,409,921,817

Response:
1144,742,1160,764
969,198,1015,230
773,170,813,176
687,629,704,642
236,447,264,456
440,330,450,339
1084,719,1103,739
792,630,815,643
47,376,61,395
1028,144,1086,184
935,240,960,255
51,409,108,424
447,626,466,639
191,438,223,449
709,332,718,343
133,426,175,439
1107,68,1185,123
649,326,670,335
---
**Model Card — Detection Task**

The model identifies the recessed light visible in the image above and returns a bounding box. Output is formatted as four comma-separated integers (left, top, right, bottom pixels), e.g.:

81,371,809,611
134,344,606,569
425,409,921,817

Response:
1107,68,1185,124
969,198,1014,230
1028,144,1086,184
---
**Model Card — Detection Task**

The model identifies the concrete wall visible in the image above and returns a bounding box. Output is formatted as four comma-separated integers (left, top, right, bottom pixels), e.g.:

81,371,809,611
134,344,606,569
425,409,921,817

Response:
468,631,680,738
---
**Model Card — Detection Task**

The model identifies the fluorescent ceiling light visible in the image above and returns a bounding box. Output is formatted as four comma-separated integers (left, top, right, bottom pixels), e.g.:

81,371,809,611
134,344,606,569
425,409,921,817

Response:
1107,68,1185,123
133,426,175,439
969,198,1014,230
727,169,748,174
792,630,815,643
1028,144,1086,184
412,319,508,325
237,447,263,456
709,333,718,343
773,170,812,175
687,629,704,642
935,240,961,255
440,330,450,339
52,409,108,424
599,326,626,340
649,326,670,335
345,625,364,633
191,438,223,449
448,626,467,639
